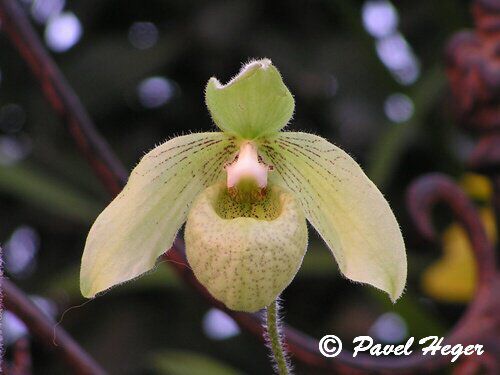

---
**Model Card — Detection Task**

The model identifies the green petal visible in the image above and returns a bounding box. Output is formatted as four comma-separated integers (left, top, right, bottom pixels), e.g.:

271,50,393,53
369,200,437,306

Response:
205,59,294,140
185,182,307,312
260,132,407,301
80,132,237,297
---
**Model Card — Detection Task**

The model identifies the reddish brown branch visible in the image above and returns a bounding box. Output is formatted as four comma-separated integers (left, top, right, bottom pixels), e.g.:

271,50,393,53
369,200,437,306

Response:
0,0,127,195
167,240,456,373
4,338,33,375
0,0,498,373
407,174,499,370
2,278,106,375
406,174,496,283
445,0,500,132
0,0,405,371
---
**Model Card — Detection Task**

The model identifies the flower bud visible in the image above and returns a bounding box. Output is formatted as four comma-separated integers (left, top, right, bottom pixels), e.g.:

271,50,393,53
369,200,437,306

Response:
185,182,308,312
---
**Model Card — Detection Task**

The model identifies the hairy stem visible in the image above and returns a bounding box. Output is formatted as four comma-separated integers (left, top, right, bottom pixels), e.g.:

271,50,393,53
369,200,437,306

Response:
265,300,290,375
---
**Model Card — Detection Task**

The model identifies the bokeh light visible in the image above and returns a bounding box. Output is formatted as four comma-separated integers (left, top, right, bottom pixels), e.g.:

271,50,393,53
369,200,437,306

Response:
44,12,83,53
31,295,58,320
2,311,29,346
362,0,399,39
0,104,26,133
384,93,414,123
202,308,240,340
128,22,159,50
137,76,175,108
327,75,339,97
0,136,32,165
369,312,408,343
376,33,420,85
30,0,65,24
4,225,40,278
362,1,420,86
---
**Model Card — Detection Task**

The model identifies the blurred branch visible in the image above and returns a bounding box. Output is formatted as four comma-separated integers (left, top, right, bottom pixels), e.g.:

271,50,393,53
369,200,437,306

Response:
168,239,458,373
4,338,32,375
0,0,498,373
0,0,127,196
2,278,106,375
406,175,499,371
0,0,387,372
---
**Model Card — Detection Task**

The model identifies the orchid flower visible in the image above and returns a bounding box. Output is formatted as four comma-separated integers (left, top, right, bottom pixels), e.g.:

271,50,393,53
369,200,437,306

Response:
80,59,407,313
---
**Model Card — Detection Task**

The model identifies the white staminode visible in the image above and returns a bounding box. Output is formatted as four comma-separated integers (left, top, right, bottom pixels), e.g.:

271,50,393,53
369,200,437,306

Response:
226,142,268,189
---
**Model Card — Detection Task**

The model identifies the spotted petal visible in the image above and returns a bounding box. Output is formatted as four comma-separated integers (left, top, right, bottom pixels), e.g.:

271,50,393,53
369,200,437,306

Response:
205,58,294,139
81,132,236,297
260,132,407,301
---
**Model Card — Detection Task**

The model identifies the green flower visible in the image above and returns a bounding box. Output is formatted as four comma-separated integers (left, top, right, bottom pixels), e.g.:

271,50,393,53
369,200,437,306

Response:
80,59,407,312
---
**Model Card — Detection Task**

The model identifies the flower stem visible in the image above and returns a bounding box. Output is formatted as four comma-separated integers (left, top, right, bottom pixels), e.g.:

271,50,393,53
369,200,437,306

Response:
265,300,290,375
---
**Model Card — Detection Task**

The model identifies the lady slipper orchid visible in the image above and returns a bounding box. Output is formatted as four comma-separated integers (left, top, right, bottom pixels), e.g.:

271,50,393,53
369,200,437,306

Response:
80,59,407,312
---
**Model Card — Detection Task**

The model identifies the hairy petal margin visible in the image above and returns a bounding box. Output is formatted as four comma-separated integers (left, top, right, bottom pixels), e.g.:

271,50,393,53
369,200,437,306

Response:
206,58,294,140
261,132,407,301
81,132,236,297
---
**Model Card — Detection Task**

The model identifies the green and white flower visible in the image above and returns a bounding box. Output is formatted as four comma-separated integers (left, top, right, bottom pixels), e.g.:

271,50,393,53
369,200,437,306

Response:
80,59,407,312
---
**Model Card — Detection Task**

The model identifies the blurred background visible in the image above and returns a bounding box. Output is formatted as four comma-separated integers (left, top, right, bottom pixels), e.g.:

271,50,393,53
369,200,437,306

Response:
1,0,495,374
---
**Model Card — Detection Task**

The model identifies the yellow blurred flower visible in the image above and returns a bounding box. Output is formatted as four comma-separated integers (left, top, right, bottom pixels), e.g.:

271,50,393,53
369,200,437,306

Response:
460,173,493,202
421,174,497,303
